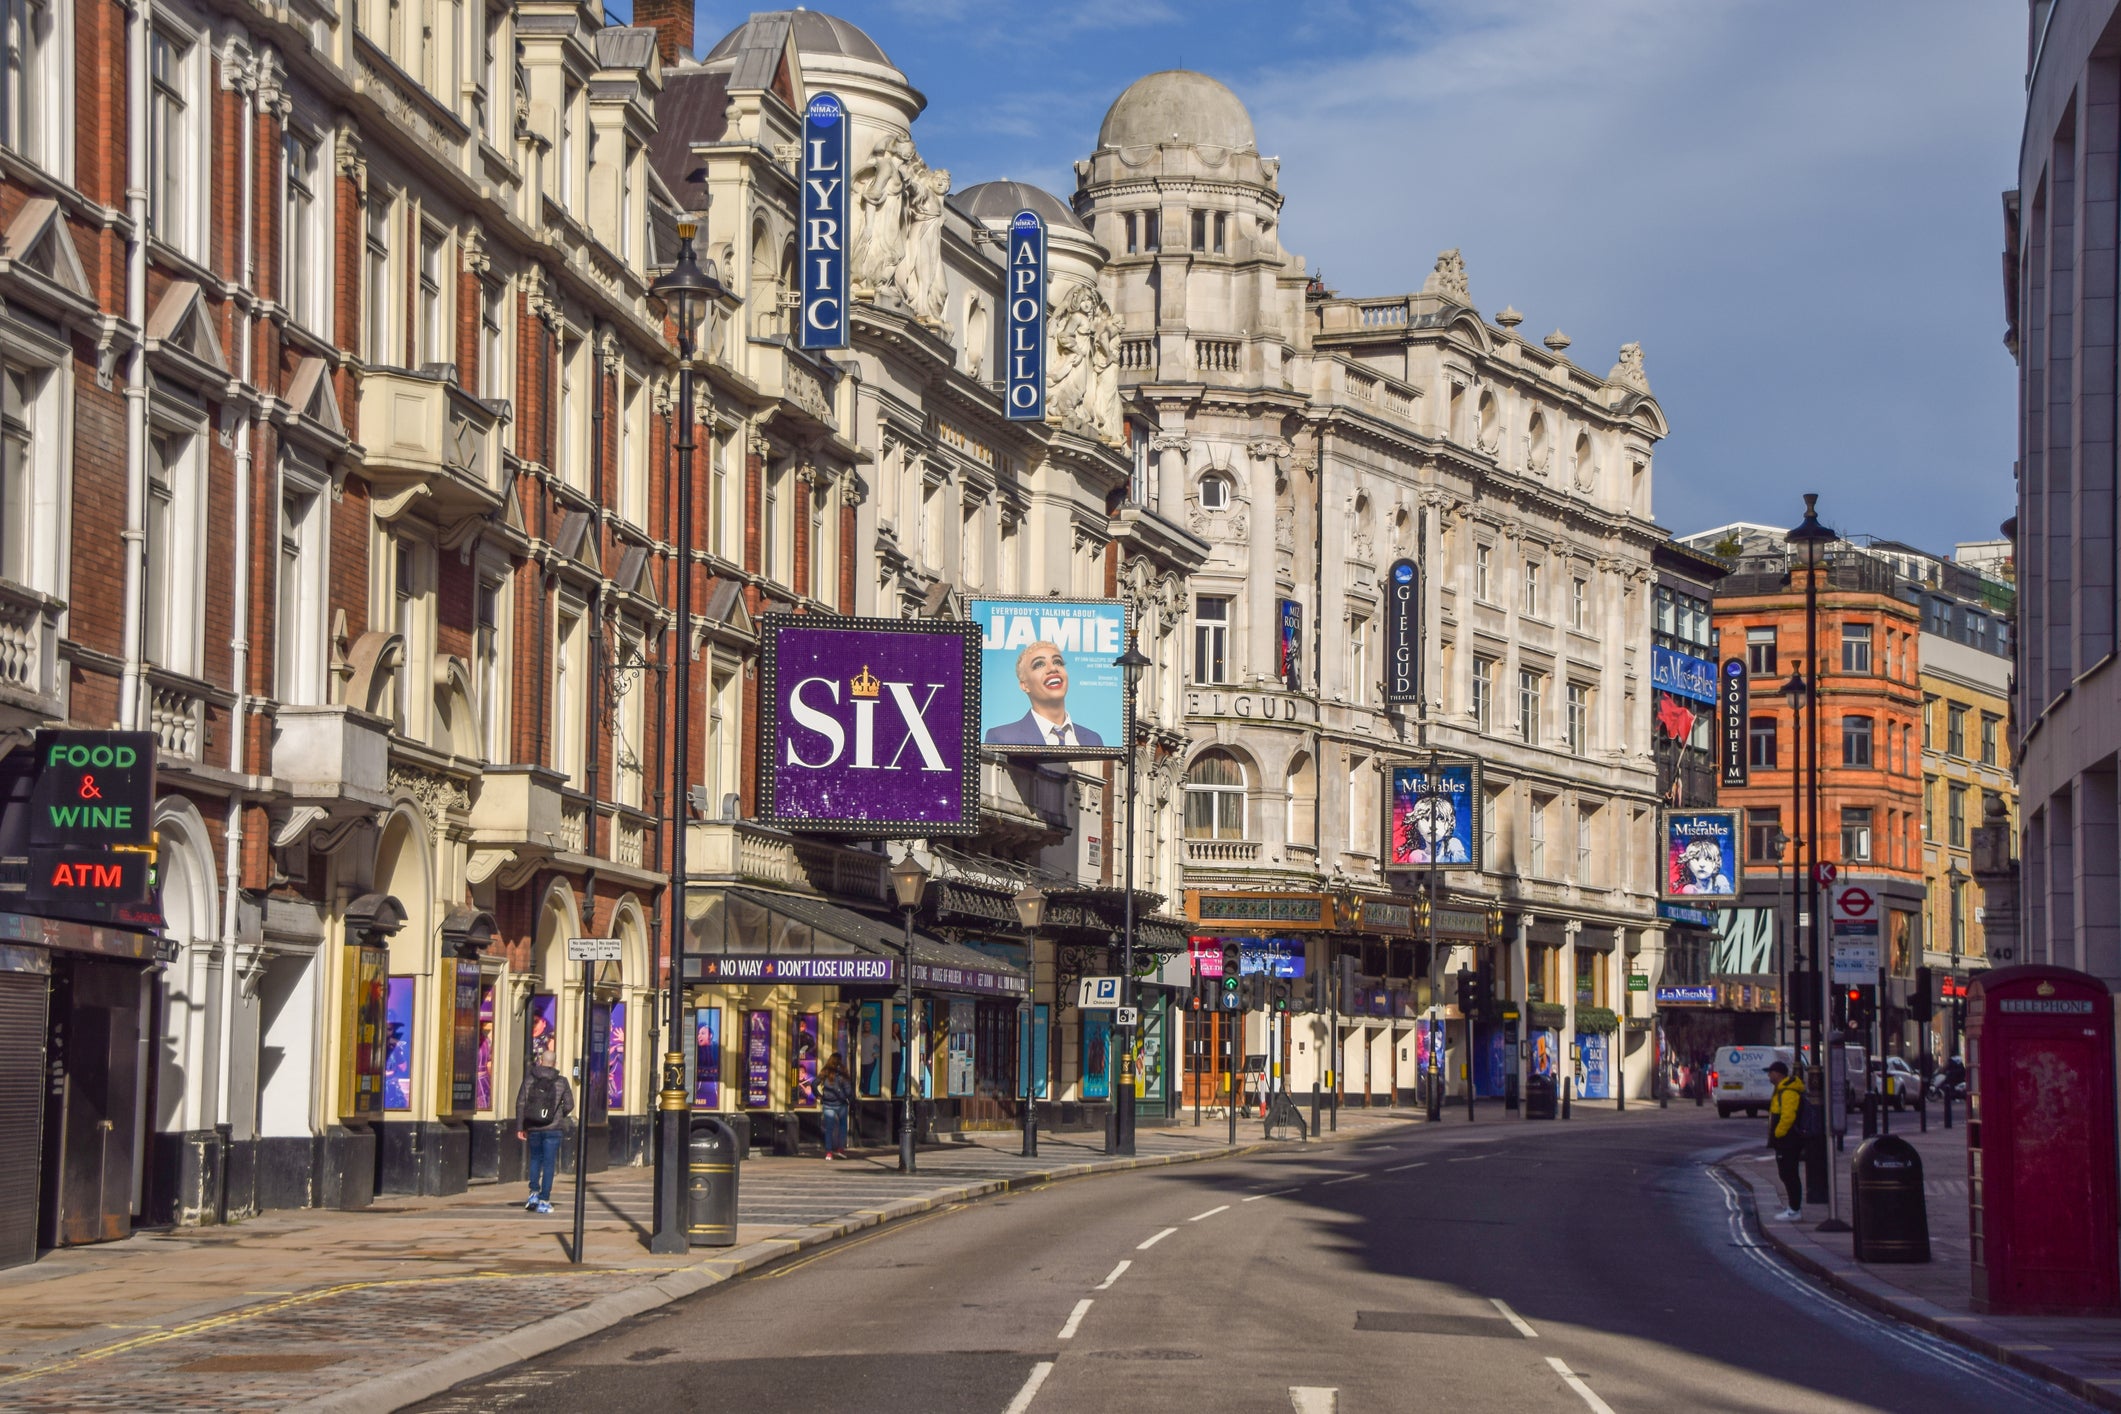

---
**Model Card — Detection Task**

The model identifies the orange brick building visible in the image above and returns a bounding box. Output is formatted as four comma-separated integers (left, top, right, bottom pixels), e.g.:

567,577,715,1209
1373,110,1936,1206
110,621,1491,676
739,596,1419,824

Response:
1710,552,1928,1001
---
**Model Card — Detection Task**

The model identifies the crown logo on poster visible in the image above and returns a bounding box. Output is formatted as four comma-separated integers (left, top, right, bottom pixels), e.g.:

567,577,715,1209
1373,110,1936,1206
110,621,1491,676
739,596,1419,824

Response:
849,665,880,698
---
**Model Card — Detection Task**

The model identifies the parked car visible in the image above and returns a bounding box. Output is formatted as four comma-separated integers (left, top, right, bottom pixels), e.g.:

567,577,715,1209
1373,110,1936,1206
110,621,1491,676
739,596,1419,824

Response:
1870,1054,1926,1109
1713,1045,1794,1118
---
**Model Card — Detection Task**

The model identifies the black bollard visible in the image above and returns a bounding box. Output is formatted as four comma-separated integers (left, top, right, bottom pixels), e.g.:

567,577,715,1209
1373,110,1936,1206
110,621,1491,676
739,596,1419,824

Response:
1562,1077,1572,1120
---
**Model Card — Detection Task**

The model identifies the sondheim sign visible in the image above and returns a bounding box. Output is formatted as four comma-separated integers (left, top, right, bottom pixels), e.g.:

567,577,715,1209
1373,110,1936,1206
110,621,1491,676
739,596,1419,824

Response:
758,616,981,836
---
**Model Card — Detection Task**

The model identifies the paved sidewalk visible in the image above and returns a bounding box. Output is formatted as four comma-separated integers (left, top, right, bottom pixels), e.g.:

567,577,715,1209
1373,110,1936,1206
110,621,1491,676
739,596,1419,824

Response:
0,1109,1414,1413
1720,1112,2121,1410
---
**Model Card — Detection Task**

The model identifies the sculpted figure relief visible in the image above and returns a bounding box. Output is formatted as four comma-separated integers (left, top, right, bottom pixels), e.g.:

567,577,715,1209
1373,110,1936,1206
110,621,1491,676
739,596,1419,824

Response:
851,134,950,326
1047,285,1124,445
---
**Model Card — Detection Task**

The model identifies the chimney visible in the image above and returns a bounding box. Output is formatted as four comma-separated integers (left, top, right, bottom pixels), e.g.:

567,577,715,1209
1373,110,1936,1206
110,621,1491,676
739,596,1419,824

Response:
636,0,693,64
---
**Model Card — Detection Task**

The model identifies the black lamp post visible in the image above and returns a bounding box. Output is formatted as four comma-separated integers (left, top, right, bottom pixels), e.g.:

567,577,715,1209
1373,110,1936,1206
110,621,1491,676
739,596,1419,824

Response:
889,855,929,1174
1769,827,1790,1047
1781,670,1807,1065
1012,882,1047,1158
648,220,725,1256
1329,874,1359,1131
1786,492,1842,1229
1113,633,1151,1157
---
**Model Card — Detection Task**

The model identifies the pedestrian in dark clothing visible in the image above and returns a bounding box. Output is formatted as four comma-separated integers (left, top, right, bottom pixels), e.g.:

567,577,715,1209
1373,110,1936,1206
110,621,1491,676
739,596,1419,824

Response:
515,1044,574,1213
1766,1060,1809,1219
1943,1054,1967,1100
819,1053,855,1159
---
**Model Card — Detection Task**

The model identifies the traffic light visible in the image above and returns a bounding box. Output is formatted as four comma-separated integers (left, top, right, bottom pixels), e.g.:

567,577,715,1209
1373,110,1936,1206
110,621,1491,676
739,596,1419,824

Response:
1338,954,1360,1008
1220,943,1243,1011
1457,966,1483,1016
1271,980,1291,1013
1912,966,1934,1024
1242,974,1265,1012
1846,987,1874,1031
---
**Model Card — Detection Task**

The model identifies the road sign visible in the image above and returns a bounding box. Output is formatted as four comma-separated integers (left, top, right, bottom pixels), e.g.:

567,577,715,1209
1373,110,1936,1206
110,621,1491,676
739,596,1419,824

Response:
1828,881,1879,982
1078,976,1123,1010
1814,862,1837,888
1115,1006,1139,1027
567,937,622,962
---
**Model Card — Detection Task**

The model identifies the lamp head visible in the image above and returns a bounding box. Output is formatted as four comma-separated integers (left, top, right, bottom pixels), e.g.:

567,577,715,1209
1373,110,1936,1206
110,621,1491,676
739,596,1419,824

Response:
1781,670,1808,712
1786,492,1836,569
1115,633,1151,688
1012,882,1048,931
650,220,726,356
889,855,930,911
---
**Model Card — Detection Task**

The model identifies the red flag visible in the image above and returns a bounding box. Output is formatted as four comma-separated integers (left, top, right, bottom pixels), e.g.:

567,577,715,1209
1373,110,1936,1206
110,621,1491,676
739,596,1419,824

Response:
1656,693,1697,742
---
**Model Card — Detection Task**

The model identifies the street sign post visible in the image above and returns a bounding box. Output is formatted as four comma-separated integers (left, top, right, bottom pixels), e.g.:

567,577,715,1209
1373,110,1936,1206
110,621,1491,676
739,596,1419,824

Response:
1078,976,1123,1010
1829,882,1880,982
564,937,621,1264
1115,1005,1139,1027
567,937,622,963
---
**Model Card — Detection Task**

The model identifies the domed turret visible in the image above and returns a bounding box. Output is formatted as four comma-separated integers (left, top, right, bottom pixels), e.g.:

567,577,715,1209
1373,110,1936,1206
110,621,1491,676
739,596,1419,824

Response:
1097,70,1256,152
703,9,892,66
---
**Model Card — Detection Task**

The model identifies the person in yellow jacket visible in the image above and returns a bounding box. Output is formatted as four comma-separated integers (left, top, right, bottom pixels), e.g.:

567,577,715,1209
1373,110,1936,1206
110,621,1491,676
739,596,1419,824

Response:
1765,1060,1808,1219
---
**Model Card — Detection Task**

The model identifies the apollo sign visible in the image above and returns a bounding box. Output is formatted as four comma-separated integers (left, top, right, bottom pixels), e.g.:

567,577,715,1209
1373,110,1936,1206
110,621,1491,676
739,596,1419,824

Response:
799,93,849,350
1005,210,1045,421
757,616,981,836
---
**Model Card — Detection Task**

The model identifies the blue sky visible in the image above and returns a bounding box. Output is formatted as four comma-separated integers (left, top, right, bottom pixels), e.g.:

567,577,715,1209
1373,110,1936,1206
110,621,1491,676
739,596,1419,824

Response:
681,1,2024,554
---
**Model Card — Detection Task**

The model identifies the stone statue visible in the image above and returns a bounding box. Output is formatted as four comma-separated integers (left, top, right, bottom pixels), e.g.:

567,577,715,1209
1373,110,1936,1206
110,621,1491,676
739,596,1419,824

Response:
1086,293,1126,445
1046,285,1097,431
1607,341,1650,392
896,163,950,326
1422,248,1469,304
851,134,914,298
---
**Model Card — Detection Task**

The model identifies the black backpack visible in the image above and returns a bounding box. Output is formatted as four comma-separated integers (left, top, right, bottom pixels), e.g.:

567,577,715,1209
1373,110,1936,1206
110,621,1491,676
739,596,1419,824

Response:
524,1071,560,1128
1786,1089,1819,1140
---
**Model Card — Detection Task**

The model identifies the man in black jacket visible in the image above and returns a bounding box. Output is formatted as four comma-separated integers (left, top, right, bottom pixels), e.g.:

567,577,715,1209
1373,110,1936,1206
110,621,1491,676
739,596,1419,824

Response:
514,1044,574,1214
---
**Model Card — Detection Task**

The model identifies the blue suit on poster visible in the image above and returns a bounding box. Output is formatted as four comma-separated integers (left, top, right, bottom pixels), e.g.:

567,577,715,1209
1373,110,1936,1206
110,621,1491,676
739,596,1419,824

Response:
985,712,1104,748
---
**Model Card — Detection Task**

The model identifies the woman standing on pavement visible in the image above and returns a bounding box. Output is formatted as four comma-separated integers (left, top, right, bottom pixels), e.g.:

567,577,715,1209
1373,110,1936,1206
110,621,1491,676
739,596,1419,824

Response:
820,1053,855,1159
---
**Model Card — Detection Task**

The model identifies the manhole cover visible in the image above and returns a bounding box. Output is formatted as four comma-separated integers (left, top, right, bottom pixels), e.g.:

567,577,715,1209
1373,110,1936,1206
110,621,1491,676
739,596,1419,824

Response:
625,1347,677,1363
1354,1311,1511,1337
176,1354,348,1373
1088,1349,1205,1361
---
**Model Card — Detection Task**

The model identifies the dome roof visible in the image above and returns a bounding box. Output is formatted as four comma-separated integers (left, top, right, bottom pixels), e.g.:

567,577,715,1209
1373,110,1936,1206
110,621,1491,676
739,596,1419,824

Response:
704,9,891,67
1098,69,1255,151
954,180,1086,232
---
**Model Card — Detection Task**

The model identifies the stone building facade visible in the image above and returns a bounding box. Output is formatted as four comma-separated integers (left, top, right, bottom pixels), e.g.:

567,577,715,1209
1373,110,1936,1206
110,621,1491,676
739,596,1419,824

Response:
1074,71,1674,1103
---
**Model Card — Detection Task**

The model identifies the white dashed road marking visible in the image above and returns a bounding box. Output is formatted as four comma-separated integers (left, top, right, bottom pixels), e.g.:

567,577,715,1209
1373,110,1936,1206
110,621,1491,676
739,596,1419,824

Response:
1137,1227,1178,1250
1491,1298,1538,1338
1288,1387,1339,1414
1057,1299,1093,1340
1189,1204,1230,1221
1003,1360,1055,1414
1094,1260,1130,1290
1547,1357,1616,1414
1383,1162,1427,1173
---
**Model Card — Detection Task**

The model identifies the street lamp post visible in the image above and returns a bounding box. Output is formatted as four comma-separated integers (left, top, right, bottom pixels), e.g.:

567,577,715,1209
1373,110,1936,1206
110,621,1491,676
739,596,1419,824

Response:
1787,492,1844,1231
1012,883,1047,1158
1770,828,1790,1047
1113,634,1151,1158
648,222,725,1257
1329,875,1359,1133
890,856,930,1175
1945,859,1968,1064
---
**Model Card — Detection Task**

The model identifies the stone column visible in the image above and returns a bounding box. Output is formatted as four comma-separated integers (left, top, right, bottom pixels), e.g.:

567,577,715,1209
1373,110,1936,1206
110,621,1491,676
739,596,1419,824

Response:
1513,913,1531,1107
1153,431,1188,514
1561,919,1580,1103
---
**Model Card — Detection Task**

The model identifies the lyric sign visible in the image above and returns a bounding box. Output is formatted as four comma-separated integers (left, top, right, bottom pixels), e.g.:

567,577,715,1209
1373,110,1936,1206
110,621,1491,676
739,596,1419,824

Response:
799,93,849,350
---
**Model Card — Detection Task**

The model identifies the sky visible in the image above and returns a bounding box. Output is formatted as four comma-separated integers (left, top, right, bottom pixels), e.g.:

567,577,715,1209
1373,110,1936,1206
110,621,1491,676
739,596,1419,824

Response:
677,0,2025,554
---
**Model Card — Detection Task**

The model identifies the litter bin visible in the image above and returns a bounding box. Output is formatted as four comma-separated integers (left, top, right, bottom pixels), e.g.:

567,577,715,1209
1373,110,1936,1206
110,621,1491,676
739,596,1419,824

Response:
1524,1073,1558,1120
686,1115,742,1248
1851,1133,1930,1263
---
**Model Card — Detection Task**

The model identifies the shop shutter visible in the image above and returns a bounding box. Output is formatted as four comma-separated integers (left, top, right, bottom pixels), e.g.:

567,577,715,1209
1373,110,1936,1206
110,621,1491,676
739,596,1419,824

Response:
0,969,49,1271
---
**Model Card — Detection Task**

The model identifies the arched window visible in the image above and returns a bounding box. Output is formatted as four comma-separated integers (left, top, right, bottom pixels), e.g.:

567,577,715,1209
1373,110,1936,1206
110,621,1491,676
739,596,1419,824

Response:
1284,751,1316,849
1185,750,1246,840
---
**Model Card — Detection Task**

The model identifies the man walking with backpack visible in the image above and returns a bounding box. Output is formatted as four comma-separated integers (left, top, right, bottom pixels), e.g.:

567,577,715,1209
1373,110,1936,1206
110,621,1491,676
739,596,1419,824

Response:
515,1043,574,1214
1765,1060,1811,1219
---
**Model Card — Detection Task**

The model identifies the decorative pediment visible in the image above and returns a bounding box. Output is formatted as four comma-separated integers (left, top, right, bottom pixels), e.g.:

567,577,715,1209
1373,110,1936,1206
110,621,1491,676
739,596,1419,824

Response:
282,357,348,442
550,508,601,575
612,544,660,610
144,281,230,384
0,198,96,318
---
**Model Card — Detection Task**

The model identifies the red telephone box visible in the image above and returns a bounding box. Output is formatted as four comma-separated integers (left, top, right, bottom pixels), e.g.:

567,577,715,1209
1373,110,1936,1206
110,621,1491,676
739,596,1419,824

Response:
1966,965,2120,1314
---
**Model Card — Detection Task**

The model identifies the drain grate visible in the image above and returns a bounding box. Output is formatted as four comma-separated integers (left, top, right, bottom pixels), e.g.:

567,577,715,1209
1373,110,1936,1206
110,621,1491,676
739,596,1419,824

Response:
1354,1311,1512,1337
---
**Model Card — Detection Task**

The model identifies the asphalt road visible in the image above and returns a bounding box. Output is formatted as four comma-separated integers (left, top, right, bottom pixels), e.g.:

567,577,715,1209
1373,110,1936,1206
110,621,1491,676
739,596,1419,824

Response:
413,1107,2091,1414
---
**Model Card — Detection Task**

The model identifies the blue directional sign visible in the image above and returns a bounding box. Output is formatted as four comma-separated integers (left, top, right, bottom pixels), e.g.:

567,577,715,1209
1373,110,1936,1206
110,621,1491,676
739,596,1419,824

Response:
1005,210,1045,420
799,93,848,350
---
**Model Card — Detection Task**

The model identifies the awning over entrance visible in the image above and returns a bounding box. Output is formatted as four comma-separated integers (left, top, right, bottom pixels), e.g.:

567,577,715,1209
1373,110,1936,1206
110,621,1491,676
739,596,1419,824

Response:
684,888,1027,997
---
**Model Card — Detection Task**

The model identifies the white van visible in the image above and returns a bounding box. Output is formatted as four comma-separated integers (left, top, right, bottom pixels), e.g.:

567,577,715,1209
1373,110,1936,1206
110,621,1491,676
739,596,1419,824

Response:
1713,1045,1793,1118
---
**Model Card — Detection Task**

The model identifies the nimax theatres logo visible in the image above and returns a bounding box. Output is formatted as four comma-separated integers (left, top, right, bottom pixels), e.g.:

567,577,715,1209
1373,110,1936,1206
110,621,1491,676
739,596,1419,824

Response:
783,665,950,772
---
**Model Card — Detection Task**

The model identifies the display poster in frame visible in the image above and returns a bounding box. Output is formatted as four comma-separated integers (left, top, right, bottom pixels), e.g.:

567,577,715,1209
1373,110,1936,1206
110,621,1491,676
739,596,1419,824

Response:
606,1000,626,1113
384,977,415,1111
1660,808,1741,902
758,615,981,835
793,1013,820,1107
693,1006,722,1108
857,999,884,1098
970,598,1128,757
744,1009,774,1108
1384,758,1483,871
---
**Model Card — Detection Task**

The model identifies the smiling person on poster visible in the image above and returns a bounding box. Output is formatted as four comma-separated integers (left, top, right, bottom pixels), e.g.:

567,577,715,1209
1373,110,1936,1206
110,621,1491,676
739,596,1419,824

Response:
984,641,1104,749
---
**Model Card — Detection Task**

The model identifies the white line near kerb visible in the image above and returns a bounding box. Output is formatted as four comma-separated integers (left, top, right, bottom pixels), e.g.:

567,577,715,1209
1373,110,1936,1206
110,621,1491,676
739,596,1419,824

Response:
1547,1357,1616,1414
1138,1226,1178,1250
1095,1259,1130,1290
1288,1387,1339,1414
1491,1298,1538,1338
1057,1298,1093,1340
1189,1204,1230,1221
1003,1361,1055,1414
1383,1161,1427,1173
1243,1187,1300,1202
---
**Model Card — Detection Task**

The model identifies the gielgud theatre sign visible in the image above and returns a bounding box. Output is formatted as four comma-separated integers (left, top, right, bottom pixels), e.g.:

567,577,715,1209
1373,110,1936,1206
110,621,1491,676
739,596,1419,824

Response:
756,616,983,835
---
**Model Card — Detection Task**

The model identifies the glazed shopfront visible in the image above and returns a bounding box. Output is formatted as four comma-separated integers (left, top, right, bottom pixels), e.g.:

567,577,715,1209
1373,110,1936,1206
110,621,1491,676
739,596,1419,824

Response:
682,888,1030,1147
